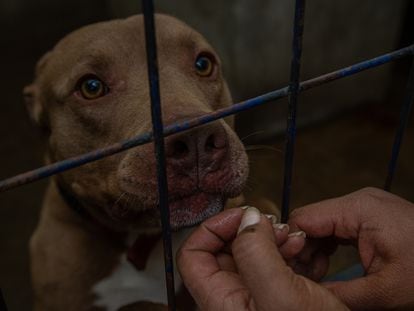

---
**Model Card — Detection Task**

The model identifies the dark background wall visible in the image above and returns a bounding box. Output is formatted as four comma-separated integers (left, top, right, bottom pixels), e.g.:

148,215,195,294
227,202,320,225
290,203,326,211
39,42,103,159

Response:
0,2,113,309
109,0,411,139
0,1,413,309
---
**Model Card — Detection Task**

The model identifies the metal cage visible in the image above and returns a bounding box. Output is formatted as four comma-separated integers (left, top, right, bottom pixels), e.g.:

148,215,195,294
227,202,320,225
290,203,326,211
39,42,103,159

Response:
0,0,413,309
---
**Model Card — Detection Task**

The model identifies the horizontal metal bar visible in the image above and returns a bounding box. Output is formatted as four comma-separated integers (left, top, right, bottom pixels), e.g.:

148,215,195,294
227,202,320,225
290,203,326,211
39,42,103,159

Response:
301,45,414,90
0,44,413,193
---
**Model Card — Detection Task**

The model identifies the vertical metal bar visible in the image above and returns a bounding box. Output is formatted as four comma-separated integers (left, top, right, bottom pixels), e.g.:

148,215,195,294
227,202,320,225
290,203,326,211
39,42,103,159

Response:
281,0,306,223
0,288,7,311
384,56,414,191
141,1,176,310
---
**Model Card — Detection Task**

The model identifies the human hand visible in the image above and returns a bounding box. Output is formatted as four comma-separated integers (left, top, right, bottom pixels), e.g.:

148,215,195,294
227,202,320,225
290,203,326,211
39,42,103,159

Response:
177,207,348,311
289,187,414,310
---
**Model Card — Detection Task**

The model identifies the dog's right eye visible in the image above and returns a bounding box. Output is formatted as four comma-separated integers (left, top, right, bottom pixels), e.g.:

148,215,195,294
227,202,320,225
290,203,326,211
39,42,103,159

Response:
195,53,215,77
77,75,109,100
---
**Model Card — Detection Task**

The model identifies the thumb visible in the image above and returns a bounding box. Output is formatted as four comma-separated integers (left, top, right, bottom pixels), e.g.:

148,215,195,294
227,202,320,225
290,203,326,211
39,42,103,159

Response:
232,207,303,310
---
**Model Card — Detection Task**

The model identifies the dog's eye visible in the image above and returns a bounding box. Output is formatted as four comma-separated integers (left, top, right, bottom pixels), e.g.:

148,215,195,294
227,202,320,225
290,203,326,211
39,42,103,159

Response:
195,54,215,77
78,75,109,100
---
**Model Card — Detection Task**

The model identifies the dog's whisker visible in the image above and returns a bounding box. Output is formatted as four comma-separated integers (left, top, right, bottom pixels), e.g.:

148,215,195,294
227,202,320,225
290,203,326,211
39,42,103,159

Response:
123,193,132,208
243,184,254,191
115,192,127,205
247,159,256,165
240,130,266,142
245,179,258,188
245,144,282,153
110,192,127,209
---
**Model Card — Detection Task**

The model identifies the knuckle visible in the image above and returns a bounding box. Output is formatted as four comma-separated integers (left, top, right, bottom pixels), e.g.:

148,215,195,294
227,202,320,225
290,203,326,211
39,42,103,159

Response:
289,207,306,221
349,187,387,213
232,230,258,254
289,208,301,219
359,187,385,198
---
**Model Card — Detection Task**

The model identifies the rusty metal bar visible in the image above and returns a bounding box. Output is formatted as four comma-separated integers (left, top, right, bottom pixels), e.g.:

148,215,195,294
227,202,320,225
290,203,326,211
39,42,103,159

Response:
281,0,306,223
385,56,414,191
141,0,176,309
0,44,413,193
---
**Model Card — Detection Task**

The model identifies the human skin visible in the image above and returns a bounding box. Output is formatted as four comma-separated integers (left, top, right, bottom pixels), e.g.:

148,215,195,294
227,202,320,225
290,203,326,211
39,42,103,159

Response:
177,207,348,311
178,187,414,311
288,187,414,311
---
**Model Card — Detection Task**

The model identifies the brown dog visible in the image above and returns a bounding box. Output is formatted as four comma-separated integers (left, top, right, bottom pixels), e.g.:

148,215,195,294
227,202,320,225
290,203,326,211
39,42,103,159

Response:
24,14,249,310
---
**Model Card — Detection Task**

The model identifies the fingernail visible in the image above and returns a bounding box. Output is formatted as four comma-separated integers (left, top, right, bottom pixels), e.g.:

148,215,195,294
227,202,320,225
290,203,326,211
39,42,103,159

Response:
288,231,307,238
240,205,250,210
273,223,289,232
238,207,261,234
264,214,278,224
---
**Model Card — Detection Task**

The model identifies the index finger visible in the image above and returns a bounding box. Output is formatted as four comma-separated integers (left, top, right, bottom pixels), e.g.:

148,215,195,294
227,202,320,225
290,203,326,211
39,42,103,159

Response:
288,193,362,240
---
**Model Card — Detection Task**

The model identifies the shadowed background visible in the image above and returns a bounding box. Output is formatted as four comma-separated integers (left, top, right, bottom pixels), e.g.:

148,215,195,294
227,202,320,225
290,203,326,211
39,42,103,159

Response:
0,1,413,309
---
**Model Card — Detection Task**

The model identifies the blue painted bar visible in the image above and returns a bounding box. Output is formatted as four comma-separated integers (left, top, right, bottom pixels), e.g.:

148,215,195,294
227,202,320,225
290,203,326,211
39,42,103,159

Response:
385,56,414,191
323,264,365,282
0,44,413,192
281,0,306,223
141,1,176,309
302,45,414,90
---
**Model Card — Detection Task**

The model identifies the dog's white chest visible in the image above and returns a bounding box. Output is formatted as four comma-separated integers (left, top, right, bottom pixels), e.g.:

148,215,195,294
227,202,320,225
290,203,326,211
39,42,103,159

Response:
93,229,191,311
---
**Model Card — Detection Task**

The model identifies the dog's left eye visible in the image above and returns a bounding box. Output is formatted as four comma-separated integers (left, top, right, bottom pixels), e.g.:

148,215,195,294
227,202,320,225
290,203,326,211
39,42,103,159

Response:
78,75,109,100
195,54,215,77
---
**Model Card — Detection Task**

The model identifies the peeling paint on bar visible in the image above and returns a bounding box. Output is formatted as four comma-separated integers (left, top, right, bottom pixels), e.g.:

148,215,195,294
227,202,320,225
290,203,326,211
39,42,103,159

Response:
0,44,413,193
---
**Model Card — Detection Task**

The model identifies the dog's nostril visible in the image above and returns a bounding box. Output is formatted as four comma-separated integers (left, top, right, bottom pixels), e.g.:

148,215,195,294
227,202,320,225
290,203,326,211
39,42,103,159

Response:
205,133,226,152
205,134,216,152
172,140,189,158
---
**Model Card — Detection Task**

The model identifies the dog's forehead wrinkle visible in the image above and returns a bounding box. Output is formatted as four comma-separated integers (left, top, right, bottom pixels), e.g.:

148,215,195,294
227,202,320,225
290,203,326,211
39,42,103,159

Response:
51,28,142,76
56,18,138,49
74,54,115,71
37,15,217,103
139,14,213,57
61,45,135,75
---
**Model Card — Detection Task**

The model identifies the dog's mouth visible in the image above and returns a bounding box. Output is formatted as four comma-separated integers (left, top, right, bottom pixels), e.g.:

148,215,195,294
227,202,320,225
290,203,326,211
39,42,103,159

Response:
168,191,225,229
108,189,227,230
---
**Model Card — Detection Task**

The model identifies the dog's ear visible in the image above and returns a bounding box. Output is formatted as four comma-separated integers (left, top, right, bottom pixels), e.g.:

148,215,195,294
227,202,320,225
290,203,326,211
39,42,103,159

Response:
23,51,52,127
23,83,44,125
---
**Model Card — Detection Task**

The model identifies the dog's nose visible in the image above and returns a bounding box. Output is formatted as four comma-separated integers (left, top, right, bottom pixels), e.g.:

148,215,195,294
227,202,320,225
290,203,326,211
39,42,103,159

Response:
165,124,228,173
